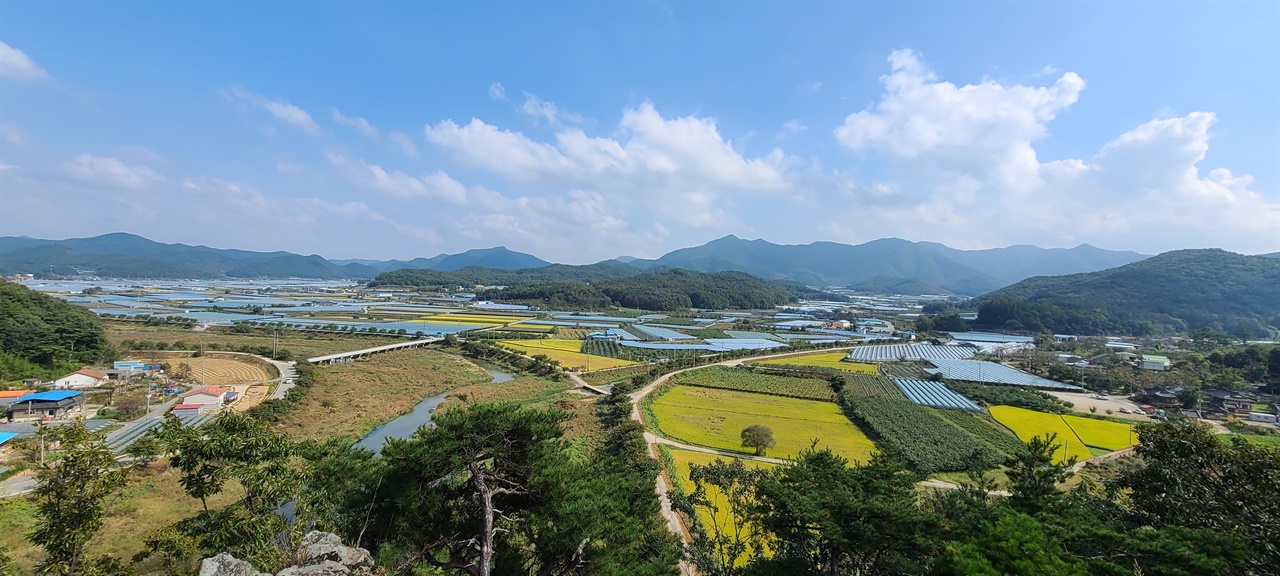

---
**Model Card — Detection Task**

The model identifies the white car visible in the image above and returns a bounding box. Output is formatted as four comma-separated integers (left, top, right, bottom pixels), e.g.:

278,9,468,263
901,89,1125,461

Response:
1119,408,1132,414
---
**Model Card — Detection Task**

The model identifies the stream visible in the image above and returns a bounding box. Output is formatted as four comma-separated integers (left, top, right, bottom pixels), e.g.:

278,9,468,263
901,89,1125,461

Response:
353,360,513,455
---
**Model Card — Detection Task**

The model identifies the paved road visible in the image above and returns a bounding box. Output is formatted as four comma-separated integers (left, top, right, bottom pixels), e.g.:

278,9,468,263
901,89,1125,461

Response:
267,359,298,400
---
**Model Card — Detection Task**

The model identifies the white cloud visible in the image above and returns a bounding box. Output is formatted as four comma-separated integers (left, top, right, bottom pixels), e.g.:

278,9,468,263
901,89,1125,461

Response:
387,132,418,158
63,154,163,189
0,163,15,172
424,100,790,227
489,82,506,100
225,86,322,135
779,119,808,137
0,41,48,81
823,50,1279,254
1,121,25,146
277,161,304,175
332,109,380,138
327,153,467,203
521,93,582,128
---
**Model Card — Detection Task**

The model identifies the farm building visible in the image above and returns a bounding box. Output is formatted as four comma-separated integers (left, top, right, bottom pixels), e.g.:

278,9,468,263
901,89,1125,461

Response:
8,391,85,421
945,331,1035,344
1138,355,1171,371
0,432,16,457
172,404,204,418
182,386,231,410
0,390,35,407
52,368,108,390
924,359,1084,391
845,342,976,362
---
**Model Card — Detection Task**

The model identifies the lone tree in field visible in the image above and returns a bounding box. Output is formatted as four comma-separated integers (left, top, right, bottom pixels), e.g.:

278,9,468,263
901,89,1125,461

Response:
741,424,776,456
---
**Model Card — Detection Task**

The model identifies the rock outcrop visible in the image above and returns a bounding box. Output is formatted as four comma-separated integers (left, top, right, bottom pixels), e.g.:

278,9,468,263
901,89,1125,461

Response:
199,532,383,576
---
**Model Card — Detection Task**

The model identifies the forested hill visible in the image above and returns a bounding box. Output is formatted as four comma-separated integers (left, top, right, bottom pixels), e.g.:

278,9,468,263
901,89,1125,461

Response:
368,261,641,288
474,269,795,311
0,281,110,381
973,249,1280,336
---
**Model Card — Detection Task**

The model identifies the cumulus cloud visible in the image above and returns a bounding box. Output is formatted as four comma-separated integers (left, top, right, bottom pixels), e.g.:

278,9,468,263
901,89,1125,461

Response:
424,100,789,227
0,41,48,81
225,86,322,135
327,153,467,203
489,82,506,100
824,50,1278,254
63,154,163,189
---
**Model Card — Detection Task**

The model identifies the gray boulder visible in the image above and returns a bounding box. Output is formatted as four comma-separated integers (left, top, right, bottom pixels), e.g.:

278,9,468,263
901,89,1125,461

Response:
278,560,350,576
199,553,262,576
296,531,376,574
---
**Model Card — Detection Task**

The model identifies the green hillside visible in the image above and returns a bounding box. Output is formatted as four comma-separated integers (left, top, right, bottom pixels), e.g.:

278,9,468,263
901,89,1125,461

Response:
975,249,1280,336
0,281,112,381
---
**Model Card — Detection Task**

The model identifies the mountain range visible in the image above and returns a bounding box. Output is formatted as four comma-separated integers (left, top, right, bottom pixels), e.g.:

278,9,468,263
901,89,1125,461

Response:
0,232,1150,294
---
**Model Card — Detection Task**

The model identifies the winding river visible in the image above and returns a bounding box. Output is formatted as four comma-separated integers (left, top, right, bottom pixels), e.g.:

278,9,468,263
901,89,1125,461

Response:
353,359,513,455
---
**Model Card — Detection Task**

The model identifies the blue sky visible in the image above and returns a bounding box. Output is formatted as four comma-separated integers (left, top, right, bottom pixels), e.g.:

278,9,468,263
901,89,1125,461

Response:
2,2,1277,262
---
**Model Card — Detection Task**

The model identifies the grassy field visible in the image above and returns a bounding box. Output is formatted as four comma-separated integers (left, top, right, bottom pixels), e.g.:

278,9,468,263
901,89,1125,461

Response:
651,386,877,462
667,448,774,565
435,376,601,441
669,366,835,401
107,322,403,358
275,348,493,442
497,340,637,371
989,406,1094,464
1062,415,1137,451
1238,434,1280,449
754,352,878,374
0,460,244,573
128,355,270,385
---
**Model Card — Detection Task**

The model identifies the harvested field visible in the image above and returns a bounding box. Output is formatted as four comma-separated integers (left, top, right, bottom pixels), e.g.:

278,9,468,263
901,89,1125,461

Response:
498,340,636,371
651,386,877,462
754,352,879,374
130,355,270,385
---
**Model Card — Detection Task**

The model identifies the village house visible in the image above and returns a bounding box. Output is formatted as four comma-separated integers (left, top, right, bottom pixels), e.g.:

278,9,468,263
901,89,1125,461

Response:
181,386,231,410
0,390,35,407
1205,388,1253,414
51,368,109,390
8,391,85,421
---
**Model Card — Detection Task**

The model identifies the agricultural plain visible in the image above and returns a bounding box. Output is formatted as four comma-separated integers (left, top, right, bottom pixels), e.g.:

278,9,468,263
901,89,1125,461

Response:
754,352,879,374
650,386,877,462
989,405,1094,463
497,339,636,370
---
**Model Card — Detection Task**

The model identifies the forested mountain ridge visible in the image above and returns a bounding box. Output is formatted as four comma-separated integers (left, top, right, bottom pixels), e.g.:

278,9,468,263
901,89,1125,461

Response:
3,233,1147,289
0,234,546,279
0,281,112,380
472,269,795,311
974,249,1280,336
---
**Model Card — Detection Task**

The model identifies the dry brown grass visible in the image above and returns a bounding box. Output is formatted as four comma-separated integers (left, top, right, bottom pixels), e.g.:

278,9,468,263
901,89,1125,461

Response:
0,459,243,573
274,349,493,443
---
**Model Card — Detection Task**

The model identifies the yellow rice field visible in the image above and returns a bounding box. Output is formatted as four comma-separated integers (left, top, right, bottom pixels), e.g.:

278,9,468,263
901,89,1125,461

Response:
652,386,877,462
1062,414,1138,451
754,352,879,374
130,356,270,386
497,340,636,371
667,449,774,565
988,405,1094,464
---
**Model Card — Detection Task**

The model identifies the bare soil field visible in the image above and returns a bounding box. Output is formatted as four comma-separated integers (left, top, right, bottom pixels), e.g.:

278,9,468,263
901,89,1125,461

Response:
1044,391,1151,421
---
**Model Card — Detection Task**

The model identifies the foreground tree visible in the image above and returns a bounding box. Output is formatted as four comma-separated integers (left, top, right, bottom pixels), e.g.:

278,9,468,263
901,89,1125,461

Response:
739,424,775,457
29,422,129,575
680,458,771,575
374,402,568,576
